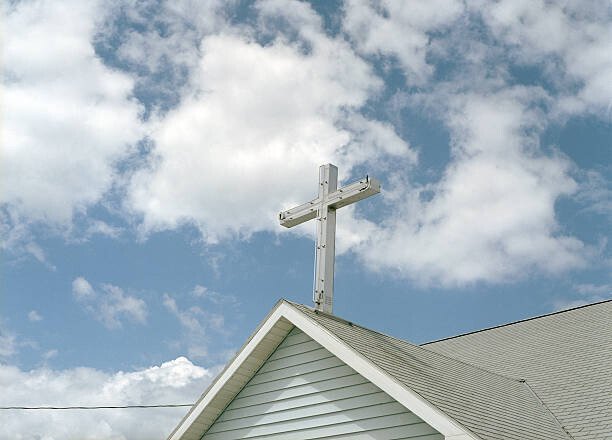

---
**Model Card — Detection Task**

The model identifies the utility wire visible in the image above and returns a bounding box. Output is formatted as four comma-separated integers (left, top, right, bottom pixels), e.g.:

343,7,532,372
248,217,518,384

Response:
0,404,193,410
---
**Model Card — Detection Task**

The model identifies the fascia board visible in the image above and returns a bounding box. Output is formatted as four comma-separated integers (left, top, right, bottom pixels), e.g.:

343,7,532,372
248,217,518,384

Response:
281,304,481,440
168,300,290,440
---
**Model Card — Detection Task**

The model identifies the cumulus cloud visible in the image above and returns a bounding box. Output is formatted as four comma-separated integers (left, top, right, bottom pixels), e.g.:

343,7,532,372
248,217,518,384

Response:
0,357,211,440
332,0,608,285
343,0,464,84
126,0,412,243
27,310,43,322
72,277,147,329
472,0,612,115
72,277,96,300
95,0,228,114
356,88,588,285
2,0,144,226
120,0,602,286
3,0,607,288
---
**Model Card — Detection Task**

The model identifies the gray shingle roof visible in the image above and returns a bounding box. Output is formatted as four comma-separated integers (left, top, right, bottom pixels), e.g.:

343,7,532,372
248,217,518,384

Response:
288,301,611,440
424,300,612,440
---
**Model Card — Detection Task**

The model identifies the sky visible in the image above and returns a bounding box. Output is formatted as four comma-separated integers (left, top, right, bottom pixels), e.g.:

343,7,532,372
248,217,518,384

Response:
1,0,611,438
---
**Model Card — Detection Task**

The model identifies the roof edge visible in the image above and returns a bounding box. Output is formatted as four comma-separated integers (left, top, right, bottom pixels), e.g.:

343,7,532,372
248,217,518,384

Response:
422,298,612,346
167,298,292,440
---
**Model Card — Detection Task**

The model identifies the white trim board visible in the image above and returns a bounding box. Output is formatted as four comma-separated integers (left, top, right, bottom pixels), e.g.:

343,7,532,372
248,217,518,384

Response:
168,300,479,440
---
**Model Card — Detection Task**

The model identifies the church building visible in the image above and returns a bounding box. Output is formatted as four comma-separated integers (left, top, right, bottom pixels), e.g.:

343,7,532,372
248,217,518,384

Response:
168,165,611,439
168,299,611,440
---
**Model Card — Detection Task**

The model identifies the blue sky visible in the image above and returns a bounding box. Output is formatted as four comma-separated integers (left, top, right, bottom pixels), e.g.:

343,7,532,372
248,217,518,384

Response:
2,0,611,438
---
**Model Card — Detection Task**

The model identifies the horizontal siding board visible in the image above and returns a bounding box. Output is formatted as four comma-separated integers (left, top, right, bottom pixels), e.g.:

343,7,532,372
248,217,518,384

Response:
248,356,344,385
203,413,422,440
216,392,394,425
202,330,439,440
257,347,332,373
218,385,382,419
207,402,415,436
232,373,367,404
227,381,376,410
278,331,311,347
267,340,323,361
238,365,356,397
319,424,443,440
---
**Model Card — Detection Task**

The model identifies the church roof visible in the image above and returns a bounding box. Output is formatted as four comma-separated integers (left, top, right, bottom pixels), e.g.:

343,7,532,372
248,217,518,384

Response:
290,302,572,440
424,299,612,440
169,299,611,440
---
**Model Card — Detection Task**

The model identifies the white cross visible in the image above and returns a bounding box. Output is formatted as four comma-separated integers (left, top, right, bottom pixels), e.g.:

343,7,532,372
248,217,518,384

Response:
279,164,381,314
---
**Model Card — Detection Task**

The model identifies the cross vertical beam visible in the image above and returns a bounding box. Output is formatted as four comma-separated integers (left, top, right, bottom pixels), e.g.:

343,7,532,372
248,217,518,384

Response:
279,164,381,314
314,164,337,313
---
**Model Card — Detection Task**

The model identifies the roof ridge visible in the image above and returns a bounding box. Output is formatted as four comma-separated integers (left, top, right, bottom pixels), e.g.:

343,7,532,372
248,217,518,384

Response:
286,301,436,348
288,301,523,384
421,298,612,346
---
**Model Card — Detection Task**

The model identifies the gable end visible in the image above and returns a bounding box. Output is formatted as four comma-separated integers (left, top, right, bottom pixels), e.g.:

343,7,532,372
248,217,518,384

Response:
168,301,478,440
201,327,443,439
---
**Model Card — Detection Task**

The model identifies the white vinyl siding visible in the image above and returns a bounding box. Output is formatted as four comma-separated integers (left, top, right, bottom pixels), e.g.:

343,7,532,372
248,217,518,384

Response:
202,327,442,440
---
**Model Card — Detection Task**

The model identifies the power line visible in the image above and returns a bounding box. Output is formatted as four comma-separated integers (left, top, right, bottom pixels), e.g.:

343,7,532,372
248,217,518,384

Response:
0,404,193,410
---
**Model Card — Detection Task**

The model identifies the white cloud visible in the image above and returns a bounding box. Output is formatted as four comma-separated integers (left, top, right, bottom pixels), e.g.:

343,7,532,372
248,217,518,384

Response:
3,0,606,289
85,220,123,239
23,242,53,268
575,170,612,219
354,88,588,285
332,0,606,285
0,330,17,360
98,284,148,328
553,282,611,312
574,283,612,296
126,1,412,243
343,0,464,84
27,310,43,322
121,0,598,287
0,322,38,361
473,0,612,115
72,277,147,329
42,349,59,360
99,0,228,112
72,277,96,301
552,298,590,311
163,294,227,359
0,209,58,268
191,284,238,305
2,0,144,226
191,285,208,298
0,357,211,440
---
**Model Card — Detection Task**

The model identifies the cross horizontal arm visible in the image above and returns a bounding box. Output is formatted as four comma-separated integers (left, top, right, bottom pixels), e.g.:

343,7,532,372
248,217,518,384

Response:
279,199,319,228
278,176,380,228
326,176,381,210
